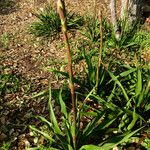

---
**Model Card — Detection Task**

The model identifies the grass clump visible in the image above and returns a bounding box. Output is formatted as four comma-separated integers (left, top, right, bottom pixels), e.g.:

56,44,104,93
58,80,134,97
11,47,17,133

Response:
29,4,84,39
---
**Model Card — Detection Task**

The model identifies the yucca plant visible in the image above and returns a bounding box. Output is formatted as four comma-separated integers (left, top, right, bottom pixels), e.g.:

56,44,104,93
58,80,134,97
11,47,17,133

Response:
28,85,144,150
106,65,150,131
76,44,112,95
48,18,112,96
29,4,84,38
80,127,144,150
27,82,146,150
29,5,61,38
105,20,141,51
81,16,100,43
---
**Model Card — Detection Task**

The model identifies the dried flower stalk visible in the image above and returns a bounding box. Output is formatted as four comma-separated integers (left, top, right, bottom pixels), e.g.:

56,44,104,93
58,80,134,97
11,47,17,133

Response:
96,9,103,91
57,0,76,147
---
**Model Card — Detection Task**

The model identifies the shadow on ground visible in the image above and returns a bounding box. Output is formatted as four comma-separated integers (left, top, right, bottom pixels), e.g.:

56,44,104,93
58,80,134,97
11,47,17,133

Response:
0,0,19,15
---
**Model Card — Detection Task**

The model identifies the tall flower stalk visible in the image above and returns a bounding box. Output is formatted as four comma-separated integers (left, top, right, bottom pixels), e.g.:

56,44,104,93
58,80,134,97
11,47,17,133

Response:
57,0,77,148
96,9,103,92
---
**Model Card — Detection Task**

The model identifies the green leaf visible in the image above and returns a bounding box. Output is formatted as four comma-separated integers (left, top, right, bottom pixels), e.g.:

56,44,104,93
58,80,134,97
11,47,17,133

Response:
48,86,62,135
83,112,105,137
119,68,136,77
67,144,74,150
29,125,55,142
47,68,69,78
91,94,121,112
59,89,68,119
107,83,116,102
145,103,150,111
32,90,48,98
80,126,144,150
46,69,82,86
36,116,52,129
137,90,144,107
79,145,101,150
26,147,58,150
100,126,144,150
144,78,150,96
135,69,142,97
127,108,138,130
108,71,129,101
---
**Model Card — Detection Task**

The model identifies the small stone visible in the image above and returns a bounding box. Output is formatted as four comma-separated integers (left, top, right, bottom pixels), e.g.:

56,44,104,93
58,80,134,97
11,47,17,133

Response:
29,13,32,17
39,7,44,11
113,147,119,150
33,137,38,144
29,132,34,136
24,139,30,147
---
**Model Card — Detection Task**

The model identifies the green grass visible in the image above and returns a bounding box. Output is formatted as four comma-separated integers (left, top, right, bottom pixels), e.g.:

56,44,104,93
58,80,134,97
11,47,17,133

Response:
0,142,11,150
0,33,11,49
0,73,20,97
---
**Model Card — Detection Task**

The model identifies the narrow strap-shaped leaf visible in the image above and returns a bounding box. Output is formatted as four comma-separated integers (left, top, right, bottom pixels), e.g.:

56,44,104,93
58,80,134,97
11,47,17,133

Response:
68,144,74,150
127,108,138,130
119,68,136,77
145,103,150,111
91,94,121,112
108,71,129,101
107,68,136,84
100,126,144,150
46,69,82,86
137,89,144,107
56,134,70,150
144,77,150,96
135,69,142,97
32,90,48,98
26,146,59,150
107,83,116,102
80,126,144,150
59,88,68,119
64,120,72,145
125,108,145,122
36,116,52,129
48,86,62,135
29,125,55,142
83,112,105,136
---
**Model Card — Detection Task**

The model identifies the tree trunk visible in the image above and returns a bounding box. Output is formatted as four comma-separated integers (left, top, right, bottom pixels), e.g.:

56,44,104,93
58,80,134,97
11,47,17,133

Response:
110,0,121,40
121,0,142,24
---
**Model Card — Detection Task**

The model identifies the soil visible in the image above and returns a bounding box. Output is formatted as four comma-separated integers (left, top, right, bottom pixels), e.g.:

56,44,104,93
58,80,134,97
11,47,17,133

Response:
0,0,150,149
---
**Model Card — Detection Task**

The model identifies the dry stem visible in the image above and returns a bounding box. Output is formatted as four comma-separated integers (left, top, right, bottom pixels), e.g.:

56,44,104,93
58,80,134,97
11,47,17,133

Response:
57,0,76,148
96,9,103,91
